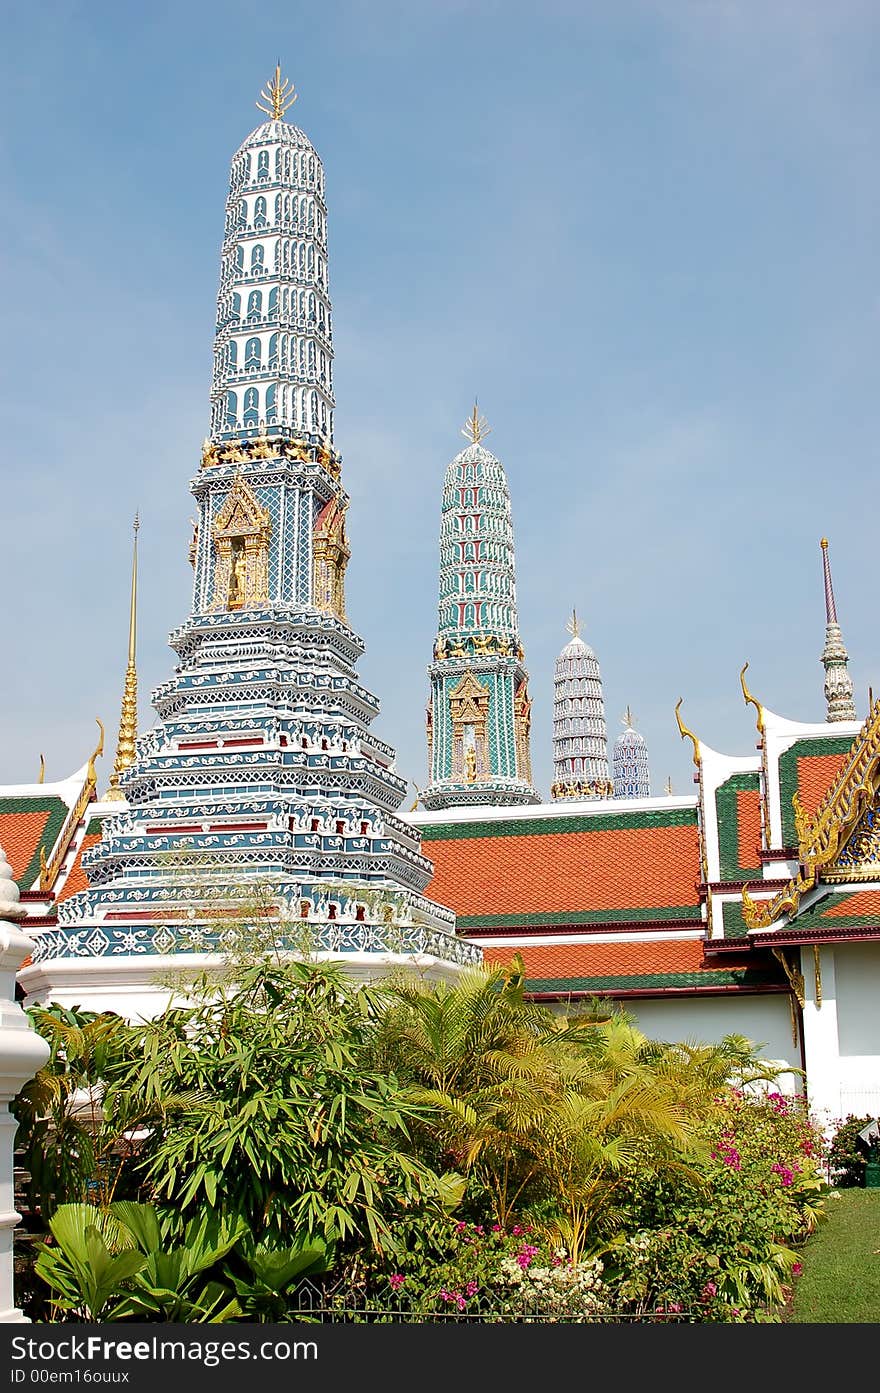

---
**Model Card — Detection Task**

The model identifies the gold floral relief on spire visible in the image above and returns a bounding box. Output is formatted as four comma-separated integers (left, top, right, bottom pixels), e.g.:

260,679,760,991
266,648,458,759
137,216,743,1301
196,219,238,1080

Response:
257,64,297,120
461,401,491,445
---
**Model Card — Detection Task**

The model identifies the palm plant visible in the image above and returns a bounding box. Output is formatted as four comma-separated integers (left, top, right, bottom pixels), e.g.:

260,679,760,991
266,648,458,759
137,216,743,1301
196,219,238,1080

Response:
13,1005,142,1216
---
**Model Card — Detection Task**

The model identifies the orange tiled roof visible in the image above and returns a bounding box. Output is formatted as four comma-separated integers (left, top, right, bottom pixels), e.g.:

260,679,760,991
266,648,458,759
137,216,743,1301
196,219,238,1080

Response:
480,938,775,994
737,788,762,872
0,810,54,883
423,815,701,928
0,797,70,889
56,831,102,903
822,890,880,919
484,939,707,977
796,753,849,820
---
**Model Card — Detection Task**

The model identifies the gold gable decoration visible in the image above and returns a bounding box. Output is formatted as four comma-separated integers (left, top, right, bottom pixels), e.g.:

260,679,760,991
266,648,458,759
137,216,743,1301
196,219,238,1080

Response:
513,677,533,784
449,670,490,782
312,496,350,621
211,475,271,611
743,693,880,929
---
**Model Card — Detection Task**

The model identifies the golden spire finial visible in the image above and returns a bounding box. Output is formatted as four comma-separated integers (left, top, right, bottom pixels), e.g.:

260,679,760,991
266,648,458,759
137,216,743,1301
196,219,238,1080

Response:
566,609,580,639
674,698,701,768
461,401,491,445
37,754,45,785
106,515,140,801
622,705,635,729
257,63,297,120
739,661,765,736
665,775,673,796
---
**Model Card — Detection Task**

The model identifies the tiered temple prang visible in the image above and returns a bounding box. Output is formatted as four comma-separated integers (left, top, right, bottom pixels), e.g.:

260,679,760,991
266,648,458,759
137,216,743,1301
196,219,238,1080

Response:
420,407,539,811
819,538,856,723
612,707,651,799
551,612,612,800
24,71,477,1005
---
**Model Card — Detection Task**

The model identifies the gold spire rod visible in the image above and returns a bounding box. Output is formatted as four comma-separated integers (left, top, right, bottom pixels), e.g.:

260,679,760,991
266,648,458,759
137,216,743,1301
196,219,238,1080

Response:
622,705,635,729
37,754,45,785
106,515,139,801
665,775,673,796
461,400,491,445
674,698,701,768
566,609,580,639
256,63,297,120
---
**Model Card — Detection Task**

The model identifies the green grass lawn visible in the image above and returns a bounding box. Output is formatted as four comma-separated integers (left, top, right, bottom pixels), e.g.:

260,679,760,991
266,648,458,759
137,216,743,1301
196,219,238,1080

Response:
788,1188,880,1323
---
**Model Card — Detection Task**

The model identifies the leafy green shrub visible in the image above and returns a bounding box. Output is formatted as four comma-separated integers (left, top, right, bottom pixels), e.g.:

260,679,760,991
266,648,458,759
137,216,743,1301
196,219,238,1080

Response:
368,1220,615,1321
606,1089,827,1320
827,1115,875,1188
104,960,460,1257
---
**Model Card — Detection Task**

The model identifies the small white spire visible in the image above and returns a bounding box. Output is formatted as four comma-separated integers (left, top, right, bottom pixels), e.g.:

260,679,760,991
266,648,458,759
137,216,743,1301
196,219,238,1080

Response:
819,538,856,722
0,843,26,920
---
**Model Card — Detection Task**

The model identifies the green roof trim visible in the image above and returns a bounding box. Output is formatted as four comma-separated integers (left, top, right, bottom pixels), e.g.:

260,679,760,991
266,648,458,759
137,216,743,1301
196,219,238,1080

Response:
524,967,782,994
721,899,750,939
0,795,69,890
778,737,854,846
715,772,762,880
459,904,702,930
421,807,698,842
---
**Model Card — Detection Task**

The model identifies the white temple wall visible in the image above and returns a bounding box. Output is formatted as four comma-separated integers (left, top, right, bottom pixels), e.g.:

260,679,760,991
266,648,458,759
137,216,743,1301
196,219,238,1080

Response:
801,942,880,1125
622,992,801,1092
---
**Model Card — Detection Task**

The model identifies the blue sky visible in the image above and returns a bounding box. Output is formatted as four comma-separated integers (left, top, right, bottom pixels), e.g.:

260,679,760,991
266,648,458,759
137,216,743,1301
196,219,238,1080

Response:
1,1,878,800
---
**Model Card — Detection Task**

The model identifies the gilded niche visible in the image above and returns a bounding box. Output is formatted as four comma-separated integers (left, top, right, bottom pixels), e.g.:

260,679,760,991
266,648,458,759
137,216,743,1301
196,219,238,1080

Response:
211,475,271,611
449,669,490,782
513,677,533,784
312,495,349,620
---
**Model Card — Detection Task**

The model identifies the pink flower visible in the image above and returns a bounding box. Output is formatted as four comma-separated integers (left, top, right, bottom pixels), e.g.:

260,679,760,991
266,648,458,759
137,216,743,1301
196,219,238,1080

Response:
465,1281,479,1297
512,1225,524,1236
792,1263,803,1277
516,1243,540,1270
492,1223,503,1232
388,1273,405,1291
454,1221,468,1235
668,1301,683,1313
701,1281,718,1301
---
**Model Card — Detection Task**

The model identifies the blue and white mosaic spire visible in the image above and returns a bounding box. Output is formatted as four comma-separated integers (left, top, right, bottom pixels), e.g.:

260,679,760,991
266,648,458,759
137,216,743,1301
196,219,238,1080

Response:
612,707,651,799
36,70,477,988
421,407,539,810
211,69,334,444
551,612,612,801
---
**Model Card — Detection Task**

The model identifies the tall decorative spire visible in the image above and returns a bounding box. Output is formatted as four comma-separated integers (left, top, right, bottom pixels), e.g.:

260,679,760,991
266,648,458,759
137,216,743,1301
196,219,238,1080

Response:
819,538,856,722
105,516,139,801
421,418,539,809
551,613,612,801
612,707,651,799
46,90,475,990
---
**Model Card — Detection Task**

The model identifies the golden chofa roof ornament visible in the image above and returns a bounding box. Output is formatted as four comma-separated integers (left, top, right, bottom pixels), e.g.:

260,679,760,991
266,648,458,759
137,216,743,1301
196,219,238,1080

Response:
739,661,765,737
256,64,297,120
461,401,491,445
674,698,701,768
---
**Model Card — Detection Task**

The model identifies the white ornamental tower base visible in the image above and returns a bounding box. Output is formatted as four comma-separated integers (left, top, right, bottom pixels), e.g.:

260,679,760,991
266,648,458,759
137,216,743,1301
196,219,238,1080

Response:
0,846,50,1322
